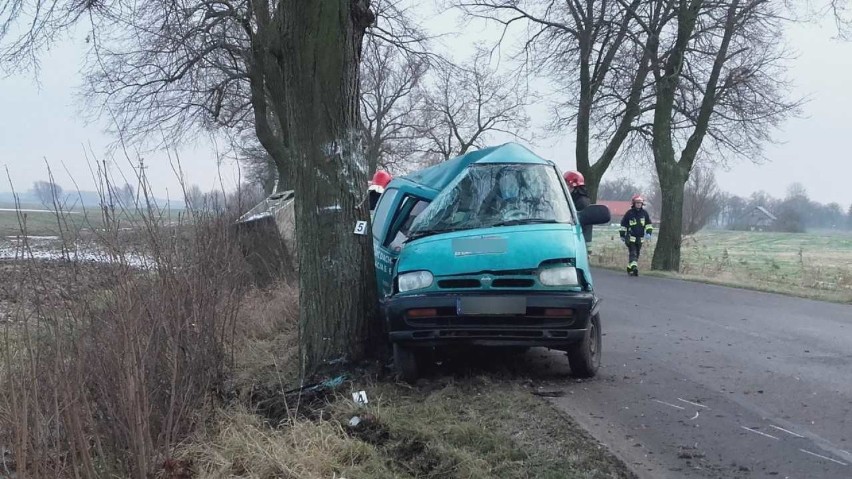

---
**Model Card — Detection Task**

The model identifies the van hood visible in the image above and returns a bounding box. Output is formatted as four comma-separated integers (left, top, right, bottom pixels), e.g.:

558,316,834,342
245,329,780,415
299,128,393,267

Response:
399,224,578,276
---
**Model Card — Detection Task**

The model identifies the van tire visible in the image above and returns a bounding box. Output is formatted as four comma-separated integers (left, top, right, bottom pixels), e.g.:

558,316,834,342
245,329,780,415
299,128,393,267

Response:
567,313,601,378
393,343,419,383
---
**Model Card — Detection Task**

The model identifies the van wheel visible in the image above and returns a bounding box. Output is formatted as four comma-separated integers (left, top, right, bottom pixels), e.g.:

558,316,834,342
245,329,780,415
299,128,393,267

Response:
567,313,602,378
393,343,420,383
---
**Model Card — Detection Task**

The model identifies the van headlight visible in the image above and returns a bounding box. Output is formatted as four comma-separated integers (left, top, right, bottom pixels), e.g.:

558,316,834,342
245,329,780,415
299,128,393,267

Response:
398,270,434,293
539,266,579,286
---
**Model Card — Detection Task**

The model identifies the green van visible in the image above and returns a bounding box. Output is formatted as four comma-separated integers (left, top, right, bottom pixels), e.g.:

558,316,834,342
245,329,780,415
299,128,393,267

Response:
370,143,611,381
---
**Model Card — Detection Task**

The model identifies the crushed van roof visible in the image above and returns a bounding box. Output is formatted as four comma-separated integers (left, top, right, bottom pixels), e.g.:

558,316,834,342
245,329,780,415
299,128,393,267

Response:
401,142,553,193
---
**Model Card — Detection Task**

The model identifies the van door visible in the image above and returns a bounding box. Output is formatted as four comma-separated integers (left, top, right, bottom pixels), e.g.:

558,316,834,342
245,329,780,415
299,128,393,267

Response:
372,190,431,298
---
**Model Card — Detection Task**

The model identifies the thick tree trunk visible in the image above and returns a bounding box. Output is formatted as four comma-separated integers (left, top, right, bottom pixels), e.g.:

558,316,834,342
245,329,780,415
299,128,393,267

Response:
281,0,379,377
584,171,601,203
651,163,688,271
574,41,593,192
274,159,291,193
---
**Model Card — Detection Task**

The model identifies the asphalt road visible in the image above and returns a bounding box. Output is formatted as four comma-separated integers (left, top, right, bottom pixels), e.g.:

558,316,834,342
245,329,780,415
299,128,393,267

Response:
540,268,852,478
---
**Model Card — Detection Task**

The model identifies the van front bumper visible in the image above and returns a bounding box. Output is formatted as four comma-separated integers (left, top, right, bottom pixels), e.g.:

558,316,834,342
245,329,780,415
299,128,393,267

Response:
383,292,600,349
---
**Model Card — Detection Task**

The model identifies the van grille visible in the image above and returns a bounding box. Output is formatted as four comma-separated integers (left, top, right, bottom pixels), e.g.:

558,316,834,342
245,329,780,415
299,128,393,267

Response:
438,279,481,288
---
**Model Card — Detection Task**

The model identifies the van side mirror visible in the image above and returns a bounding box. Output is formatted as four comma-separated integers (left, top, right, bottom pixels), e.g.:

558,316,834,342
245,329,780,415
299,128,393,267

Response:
579,204,611,226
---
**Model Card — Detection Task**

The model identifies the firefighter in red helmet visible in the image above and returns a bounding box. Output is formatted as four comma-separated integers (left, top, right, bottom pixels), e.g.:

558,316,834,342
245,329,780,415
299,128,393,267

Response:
619,194,653,276
564,170,593,253
368,170,392,211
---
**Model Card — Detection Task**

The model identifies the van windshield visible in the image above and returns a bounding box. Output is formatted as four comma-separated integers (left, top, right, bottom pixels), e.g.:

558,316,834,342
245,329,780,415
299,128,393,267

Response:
408,163,573,239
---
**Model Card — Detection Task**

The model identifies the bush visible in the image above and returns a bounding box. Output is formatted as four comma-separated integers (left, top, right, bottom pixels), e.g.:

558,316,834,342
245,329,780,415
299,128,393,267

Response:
0,181,257,477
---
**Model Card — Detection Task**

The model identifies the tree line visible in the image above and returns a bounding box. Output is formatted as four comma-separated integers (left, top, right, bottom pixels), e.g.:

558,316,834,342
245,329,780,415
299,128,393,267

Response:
600,174,852,233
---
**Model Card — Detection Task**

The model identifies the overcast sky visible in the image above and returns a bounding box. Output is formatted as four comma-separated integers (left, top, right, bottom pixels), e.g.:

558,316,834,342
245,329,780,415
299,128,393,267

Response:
1,4,851,206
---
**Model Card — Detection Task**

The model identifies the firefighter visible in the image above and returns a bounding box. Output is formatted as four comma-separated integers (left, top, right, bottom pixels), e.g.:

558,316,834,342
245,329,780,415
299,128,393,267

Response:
368,170,392,212
564,170,593,253
619,194,653,276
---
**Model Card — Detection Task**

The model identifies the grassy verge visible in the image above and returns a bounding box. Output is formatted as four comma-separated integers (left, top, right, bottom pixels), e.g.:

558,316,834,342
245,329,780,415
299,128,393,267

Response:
590,227,852,303
173,377,634,479
179,286,636,479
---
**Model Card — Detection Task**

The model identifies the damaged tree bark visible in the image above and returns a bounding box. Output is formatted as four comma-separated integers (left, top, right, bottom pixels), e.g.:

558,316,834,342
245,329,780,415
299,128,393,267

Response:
277,0,380,376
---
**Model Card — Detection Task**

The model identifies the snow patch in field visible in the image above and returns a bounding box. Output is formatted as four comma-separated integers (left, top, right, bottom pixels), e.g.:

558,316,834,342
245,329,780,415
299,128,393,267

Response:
0,241,153,268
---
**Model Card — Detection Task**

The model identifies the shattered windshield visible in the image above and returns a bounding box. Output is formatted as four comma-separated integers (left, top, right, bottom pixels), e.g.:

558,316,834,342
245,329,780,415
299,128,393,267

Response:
408,163,573,239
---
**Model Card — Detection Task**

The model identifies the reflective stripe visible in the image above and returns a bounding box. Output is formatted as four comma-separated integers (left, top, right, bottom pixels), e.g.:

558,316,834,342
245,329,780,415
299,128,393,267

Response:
629,237,637,243
629,219,637,226
619,227,627,232
645,225,653,231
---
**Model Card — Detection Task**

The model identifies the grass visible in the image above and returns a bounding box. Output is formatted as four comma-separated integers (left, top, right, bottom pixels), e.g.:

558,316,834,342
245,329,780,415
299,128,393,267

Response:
199,284,636,479
590,226,852,303
172,377,634,479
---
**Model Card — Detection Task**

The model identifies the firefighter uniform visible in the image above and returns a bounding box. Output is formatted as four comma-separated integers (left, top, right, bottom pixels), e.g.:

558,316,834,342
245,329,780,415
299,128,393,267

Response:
570,185,593,248
619,207,653,274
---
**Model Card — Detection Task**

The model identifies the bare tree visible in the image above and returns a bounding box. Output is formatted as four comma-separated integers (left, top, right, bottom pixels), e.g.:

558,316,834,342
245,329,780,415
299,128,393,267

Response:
1,0,389,377
114,182,135,207
846,203,852,230
598,177,644,201
79,0,423,191
417,49,531,165
621,0,800,271
682,166,722,235
457,0,660,200
31,180,63,208
184,185,205,211
360,34,429,173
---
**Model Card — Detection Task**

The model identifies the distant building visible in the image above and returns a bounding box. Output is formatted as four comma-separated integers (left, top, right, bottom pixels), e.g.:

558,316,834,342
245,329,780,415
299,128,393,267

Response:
597,200,632,220
734,206,778,232
596,200,655,226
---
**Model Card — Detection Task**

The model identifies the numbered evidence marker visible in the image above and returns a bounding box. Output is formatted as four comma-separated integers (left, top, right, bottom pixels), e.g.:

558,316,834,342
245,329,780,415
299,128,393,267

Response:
352,391,369,405
354,221,368,235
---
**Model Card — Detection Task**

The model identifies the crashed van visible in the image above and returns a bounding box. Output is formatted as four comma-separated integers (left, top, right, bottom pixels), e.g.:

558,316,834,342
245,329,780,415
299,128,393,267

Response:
371,143,611,381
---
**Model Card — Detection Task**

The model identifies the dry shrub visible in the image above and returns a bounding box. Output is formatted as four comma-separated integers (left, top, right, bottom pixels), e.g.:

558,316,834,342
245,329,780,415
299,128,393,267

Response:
0,179,258,478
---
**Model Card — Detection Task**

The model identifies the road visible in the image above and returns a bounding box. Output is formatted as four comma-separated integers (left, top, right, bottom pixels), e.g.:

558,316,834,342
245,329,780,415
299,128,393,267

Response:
538,269,852,478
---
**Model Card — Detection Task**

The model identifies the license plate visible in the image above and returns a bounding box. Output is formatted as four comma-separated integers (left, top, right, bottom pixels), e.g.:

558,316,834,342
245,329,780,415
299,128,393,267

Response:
457,296,526,316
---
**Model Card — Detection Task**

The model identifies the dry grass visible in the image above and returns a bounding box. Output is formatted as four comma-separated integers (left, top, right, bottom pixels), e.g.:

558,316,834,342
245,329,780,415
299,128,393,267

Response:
0,169,264,478
168,407,380,479
171,377,635,479
226,284,301,410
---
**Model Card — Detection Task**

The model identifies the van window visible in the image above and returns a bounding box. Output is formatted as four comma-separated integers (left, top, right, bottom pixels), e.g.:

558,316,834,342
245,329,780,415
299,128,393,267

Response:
386,198,430,251
408,163,573,239
372,188,400,240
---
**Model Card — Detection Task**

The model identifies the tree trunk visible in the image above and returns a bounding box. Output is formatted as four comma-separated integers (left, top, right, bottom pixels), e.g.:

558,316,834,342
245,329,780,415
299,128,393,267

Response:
647,1,702,272
584,170,601,203
281,0,379,377
652,163,688,271
274,157,291,193
574,41,593,192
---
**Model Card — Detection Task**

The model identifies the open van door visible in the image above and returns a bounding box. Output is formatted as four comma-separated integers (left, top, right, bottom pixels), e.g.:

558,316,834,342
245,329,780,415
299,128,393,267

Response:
371,187,432,298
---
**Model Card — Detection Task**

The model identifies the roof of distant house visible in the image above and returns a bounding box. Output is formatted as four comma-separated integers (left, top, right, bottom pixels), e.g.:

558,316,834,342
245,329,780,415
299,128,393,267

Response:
596,200,633,218
754,206,778,221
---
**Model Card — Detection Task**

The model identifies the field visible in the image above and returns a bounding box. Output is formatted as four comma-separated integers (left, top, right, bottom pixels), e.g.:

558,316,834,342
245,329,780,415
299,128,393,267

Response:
591,226,852,303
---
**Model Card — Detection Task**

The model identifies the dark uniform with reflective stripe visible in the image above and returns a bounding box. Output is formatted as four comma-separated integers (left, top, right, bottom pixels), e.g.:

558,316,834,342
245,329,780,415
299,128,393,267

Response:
570,186,593,247
619,207,653,271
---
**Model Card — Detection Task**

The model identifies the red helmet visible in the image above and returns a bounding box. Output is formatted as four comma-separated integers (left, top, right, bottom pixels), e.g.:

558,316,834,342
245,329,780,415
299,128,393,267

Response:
370,170,392,188
631,194,645,204
563,170,585,187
